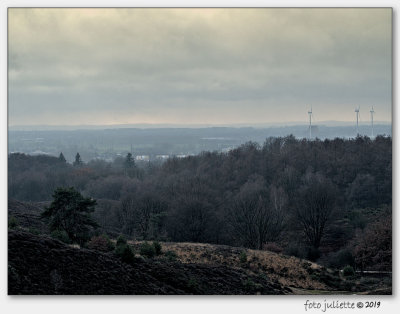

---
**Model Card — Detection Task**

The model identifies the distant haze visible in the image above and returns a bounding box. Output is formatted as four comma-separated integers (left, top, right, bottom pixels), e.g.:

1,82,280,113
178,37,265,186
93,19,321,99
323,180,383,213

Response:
8,8,392,127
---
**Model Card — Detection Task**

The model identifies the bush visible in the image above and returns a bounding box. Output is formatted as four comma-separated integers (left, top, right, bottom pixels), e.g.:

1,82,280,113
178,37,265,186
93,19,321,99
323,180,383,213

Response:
164,250,177,261
116,235,127,246
153,241,162,255
87,234,115,252
242,279,262,292
284,243,307,259
51,230,71,244
140,241,156,258
8,216,18,229
326,249,355,269
239,251,247,264
121,245,135,264
114,238,135,265
343,265,355,277
263,242,283,253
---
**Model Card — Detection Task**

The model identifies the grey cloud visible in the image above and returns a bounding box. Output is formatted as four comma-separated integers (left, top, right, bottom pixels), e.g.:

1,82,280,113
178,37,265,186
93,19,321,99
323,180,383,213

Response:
8,8,392,126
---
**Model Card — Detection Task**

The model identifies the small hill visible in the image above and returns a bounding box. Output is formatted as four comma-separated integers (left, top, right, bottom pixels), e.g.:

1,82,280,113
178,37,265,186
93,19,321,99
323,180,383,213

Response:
130,241,330,291
8,231,290,295
129,241,391,294
8,199,47,233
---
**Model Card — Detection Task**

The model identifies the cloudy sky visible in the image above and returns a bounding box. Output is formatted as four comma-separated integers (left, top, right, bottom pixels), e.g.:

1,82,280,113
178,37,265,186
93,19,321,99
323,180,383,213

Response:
8,8,392,126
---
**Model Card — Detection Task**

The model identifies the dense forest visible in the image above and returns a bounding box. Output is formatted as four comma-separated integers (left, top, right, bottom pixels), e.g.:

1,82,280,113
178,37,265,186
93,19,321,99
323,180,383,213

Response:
8,135,392,271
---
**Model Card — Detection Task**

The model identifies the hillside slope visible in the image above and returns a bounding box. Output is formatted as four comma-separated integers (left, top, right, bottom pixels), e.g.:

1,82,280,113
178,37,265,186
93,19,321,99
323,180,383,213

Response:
8,199,47,232
8,231,290,295
130,241,328,290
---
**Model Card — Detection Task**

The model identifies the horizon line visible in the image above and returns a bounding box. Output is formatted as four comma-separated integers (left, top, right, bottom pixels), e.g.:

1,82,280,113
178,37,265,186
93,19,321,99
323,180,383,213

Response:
9,120,392,130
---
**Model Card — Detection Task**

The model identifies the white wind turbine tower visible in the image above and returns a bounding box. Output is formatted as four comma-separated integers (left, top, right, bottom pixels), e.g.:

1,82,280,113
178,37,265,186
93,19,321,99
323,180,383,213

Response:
355,106,360,136
308,106,313,139
370,106,375,138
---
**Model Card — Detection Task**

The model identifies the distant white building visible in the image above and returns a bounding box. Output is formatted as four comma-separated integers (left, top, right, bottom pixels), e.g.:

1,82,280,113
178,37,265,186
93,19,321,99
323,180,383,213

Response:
156,155,170,160
135,155,150,161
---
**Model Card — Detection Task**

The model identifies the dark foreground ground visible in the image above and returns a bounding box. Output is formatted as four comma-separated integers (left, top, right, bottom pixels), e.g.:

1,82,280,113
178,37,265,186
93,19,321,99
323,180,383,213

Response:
8,230,290,295
8,197,391,295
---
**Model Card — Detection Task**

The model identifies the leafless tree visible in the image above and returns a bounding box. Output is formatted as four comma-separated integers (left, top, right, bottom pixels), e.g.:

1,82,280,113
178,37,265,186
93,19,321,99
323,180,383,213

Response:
294,174,337,249
230,175,286,249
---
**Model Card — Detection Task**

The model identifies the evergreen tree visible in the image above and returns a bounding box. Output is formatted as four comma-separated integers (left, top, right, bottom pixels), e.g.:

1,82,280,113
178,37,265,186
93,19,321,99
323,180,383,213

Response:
59,152,66,163
124,153,135,169
41,187,98,245
124,153,136,177
73,153,83,166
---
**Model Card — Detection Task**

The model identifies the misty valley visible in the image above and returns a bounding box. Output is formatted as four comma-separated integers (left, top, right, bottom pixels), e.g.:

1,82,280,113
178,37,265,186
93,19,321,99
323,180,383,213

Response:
8,124,391,163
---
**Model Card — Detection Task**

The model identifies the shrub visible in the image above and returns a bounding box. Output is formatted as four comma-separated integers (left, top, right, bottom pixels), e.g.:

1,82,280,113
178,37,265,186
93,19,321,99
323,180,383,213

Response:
239,251,247,264
263,242,283,253
116,235,127,246
352,214,391,271
340,280,355,291
343,265,355,277
326,249,355,269
51,230,71,244
318,271,342,289
114,237,135,265
87,234,115,252
115,242,127,254
8,216,18,229
121,245,135,264
164,250,177,261
242,279,261,292
140,241,156,258
153,241,162,256
284,243,307,259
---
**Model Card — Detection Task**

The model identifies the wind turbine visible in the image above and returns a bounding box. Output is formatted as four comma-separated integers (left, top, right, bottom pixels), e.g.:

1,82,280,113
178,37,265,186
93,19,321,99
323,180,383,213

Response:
308,106,313,139
370,106,375,138
355,106,360,136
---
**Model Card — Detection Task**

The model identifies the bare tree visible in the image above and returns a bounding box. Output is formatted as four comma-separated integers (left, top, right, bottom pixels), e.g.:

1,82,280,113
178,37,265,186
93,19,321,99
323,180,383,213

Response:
294,174,337,249
229,175,286,249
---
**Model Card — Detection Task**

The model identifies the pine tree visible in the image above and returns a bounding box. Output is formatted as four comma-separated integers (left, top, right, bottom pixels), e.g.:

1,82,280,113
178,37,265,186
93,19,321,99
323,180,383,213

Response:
41,187,98,245
73,153,83,166
59,152,66,163
124,153,135,169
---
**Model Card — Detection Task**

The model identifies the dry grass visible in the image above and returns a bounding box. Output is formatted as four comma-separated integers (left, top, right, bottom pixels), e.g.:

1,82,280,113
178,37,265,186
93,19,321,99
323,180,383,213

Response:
129,241,328,290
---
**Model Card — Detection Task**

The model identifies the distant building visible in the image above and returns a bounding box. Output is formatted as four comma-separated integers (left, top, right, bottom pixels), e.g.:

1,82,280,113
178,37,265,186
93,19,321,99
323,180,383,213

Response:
135,155,150,161
156,155,170,160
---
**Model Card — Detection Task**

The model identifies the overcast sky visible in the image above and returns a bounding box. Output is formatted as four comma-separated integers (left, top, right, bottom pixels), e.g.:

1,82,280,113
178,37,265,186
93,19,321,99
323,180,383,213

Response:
8,8,392,127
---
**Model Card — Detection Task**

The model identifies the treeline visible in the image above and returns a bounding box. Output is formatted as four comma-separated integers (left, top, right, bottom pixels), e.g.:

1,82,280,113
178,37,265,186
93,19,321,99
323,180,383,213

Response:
8,135,392,270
